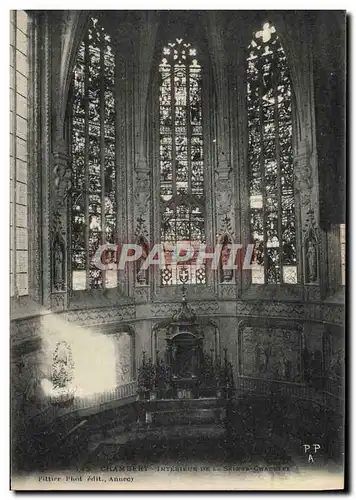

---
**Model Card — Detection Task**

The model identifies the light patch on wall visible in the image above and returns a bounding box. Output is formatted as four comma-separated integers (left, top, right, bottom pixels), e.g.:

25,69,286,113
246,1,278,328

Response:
40,315,117,398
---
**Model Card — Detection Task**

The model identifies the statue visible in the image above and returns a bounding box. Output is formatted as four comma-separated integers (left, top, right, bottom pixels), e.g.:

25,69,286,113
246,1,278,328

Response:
53,162,71,208
52,341,74,390
53,240,64,291
306,239,317,282
136,239,149,285
221,240,233,282
135,170,150,215
303,209,320,284
276,350,287,379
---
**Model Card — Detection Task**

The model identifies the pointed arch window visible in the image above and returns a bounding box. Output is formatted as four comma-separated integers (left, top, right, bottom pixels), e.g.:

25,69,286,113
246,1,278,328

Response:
247,22,297,284
159,37,206,285
70,17,116,290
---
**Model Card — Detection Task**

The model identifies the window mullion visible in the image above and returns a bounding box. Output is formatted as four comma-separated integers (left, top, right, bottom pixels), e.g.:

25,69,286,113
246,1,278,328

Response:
171,64,176,199
99,32,106,287
258,63,267,284
273,64,283,284
84,35,90,289
186,61,192,196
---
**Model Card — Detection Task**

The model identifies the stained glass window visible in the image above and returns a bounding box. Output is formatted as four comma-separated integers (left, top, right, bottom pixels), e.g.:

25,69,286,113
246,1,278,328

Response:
71,17,116,290
247,22,297,284
159,38,206,285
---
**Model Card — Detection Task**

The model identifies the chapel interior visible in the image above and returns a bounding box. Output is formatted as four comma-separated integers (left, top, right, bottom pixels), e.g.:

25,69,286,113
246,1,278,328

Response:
10,9,345,474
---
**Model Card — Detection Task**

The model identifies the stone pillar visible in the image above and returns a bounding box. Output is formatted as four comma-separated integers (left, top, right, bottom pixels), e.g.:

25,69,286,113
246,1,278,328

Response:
205,12,237,295
132,13,158,302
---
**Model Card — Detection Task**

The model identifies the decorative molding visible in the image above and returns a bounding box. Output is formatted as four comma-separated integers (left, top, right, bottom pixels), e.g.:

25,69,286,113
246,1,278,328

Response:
63,305,136,326
41,14,52,309
219,285,237,298
134,287,150,303
10,298,344,359
217,214,235,241
150,300,219,318
236,300,306,319
134,216,149,240
28,14,42,302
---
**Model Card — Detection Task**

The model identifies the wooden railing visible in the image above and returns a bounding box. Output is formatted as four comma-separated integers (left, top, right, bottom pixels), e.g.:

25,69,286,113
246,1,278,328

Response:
29,375,343,431
70,380,138,411
235,376,343,408
28,380,138,429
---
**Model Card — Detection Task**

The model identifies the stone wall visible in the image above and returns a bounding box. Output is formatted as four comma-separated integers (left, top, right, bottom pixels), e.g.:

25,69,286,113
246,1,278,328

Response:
10,10,29,297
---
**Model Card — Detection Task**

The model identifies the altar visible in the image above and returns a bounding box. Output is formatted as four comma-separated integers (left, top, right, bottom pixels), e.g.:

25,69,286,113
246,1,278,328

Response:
137,288,234,401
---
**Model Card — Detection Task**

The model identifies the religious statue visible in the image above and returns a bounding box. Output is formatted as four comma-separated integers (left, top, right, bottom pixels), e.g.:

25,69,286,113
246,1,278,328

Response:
135,171,150,215
53,162,71,208
221,241,233,282
254,345,265,375
254,239,264,265
136,239,149,285
275,350,287,379
53,240,64,291
306,239,318,282
52,341,74,390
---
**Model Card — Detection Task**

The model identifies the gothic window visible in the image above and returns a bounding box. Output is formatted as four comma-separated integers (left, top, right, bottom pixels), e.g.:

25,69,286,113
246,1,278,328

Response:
159,38,206,286
70,17,116,291
247,22,297,284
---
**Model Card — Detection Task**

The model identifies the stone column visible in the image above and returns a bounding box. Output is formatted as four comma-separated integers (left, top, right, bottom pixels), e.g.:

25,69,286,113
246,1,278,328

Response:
205,12,237,295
